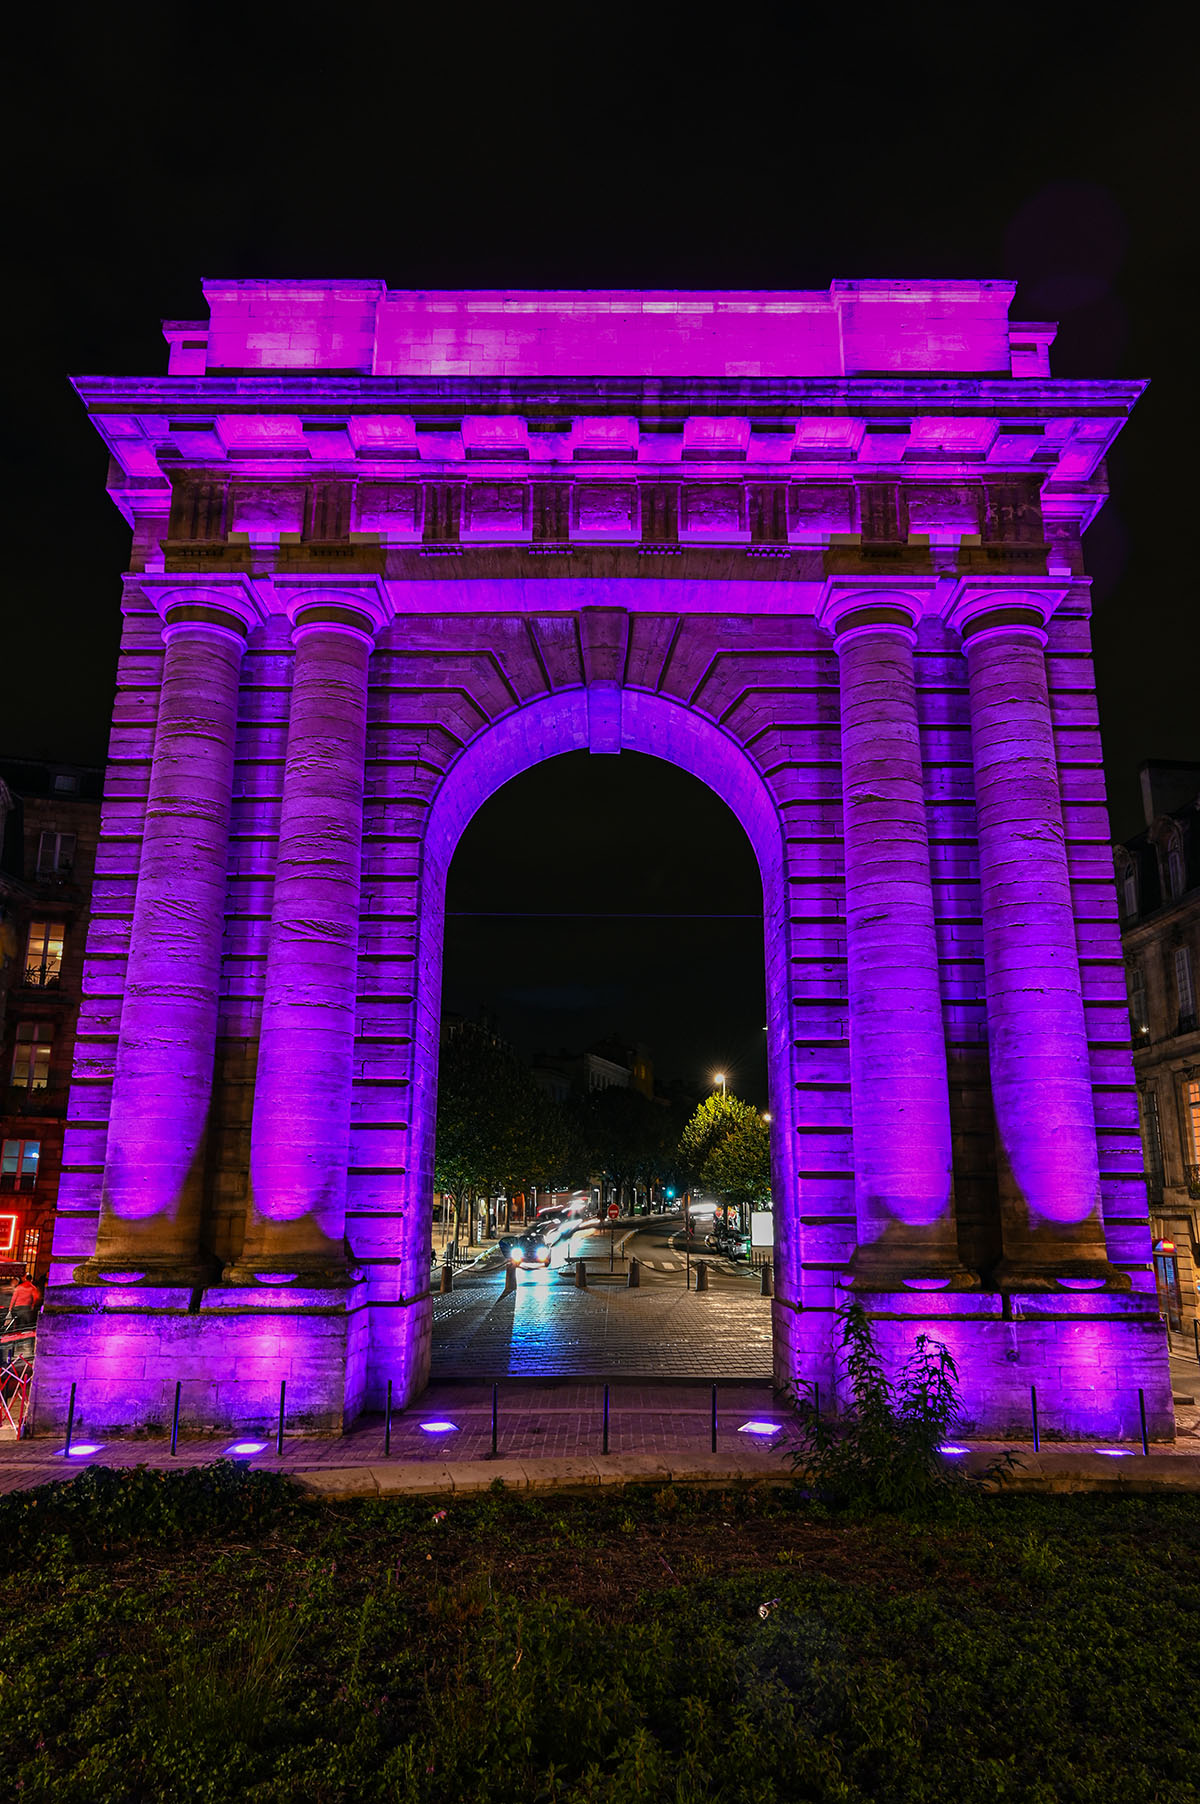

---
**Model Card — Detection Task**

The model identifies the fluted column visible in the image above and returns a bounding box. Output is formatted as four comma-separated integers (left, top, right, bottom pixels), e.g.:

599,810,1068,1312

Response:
234,592,383,1279
829,595,973,1288
957,593,1122,1288
92,587,257,1281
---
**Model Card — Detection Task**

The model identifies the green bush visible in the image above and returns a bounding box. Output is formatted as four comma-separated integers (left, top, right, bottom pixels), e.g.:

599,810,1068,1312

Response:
781,1298,1016,1510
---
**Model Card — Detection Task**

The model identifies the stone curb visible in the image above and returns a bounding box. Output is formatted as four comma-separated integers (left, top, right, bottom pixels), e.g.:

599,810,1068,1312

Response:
292,1449,1200,1500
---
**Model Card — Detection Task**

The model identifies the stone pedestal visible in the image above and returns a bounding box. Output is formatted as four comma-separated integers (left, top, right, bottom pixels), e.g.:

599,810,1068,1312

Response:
775,1289,1173,1440
31,1280,369,1436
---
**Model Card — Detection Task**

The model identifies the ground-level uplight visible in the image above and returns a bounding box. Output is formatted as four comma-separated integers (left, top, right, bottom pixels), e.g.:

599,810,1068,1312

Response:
57,1443,104,1457
225,1440,268,1457
938,1445,969,1456
419,1420,459,1435
738,1420,782,1437
1094,1448,1134,1458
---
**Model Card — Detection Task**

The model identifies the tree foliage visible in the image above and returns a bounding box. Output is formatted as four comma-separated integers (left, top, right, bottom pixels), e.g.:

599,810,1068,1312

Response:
677,1092,759,1186
571,1085,679,1202
700,1110,771,1210
434,1024,576,1205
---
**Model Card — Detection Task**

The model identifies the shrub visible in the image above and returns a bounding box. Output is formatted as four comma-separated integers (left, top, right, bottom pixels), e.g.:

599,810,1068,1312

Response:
781,1298,1015,1511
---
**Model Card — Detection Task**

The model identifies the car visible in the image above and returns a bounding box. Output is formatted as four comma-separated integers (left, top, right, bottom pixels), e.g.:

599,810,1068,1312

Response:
505,1231,553,1270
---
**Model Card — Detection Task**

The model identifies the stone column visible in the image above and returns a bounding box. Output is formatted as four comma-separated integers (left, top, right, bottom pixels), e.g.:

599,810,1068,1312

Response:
233,592,382,1279
957,593,1122,1287
91,587,257,1281
829,595,972,1288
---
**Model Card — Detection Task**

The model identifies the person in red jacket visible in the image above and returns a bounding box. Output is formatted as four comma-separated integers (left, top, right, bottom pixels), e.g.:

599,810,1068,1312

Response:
7,1275,40,1329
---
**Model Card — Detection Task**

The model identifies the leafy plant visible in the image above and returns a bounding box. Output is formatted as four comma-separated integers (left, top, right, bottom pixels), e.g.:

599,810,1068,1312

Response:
781,1298,1016,1511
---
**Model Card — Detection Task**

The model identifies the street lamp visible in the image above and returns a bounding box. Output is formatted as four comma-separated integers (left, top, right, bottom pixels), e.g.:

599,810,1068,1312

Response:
713,1072,726,1097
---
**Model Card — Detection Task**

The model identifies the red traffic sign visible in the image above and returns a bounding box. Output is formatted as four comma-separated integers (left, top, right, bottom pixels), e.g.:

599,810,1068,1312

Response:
607,1203,620,1221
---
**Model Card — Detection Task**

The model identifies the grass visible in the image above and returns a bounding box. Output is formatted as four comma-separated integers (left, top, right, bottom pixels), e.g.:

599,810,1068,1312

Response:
1,1465,1198,1801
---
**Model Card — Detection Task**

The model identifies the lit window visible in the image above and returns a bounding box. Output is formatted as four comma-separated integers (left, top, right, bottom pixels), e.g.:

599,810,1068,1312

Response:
36,832,76,874
10,1023,53,1090
52,773,78,794
1184,1080,1200,1165
1139,1091,1165,1191
0,1139,40,1192
24,922,65,989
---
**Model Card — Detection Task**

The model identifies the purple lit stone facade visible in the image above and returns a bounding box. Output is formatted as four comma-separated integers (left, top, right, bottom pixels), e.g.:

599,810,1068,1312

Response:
32,283,1171,1439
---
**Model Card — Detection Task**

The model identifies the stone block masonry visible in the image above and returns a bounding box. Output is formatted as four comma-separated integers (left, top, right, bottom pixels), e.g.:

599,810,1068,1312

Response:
29,280,1172,1440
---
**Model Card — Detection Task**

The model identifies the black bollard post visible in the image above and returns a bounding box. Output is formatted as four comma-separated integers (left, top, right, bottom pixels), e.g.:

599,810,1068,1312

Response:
813,1381,820,1424
696,1260,709,1293
63,1381,76,1459
505,1260,517,1293
492,1382,498,1456
760,1261,773,1298
170,1381,182,1457
384,1379,393,1456
575,1258,588,1289
1194,1318,1199,1364
603,1383,610,1455
276,1379,286,1457
627,1257,640,1289
1139,1387,1149,1456
711,1382,718,1452
440,1262,453,1294
1031,1384,1040,1453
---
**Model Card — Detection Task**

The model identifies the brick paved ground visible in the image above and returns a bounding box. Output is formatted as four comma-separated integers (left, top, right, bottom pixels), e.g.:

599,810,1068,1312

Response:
431,1268,774,1377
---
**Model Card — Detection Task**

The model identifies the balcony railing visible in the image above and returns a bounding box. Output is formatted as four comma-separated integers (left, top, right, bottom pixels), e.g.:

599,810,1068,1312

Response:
1187,1165,1200,1202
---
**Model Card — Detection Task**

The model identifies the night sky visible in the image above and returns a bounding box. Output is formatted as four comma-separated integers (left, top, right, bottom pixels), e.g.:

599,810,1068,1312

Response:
5,6,1193,1097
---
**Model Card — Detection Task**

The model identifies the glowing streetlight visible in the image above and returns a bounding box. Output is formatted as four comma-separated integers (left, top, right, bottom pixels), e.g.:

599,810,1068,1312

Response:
713,1072,726,1096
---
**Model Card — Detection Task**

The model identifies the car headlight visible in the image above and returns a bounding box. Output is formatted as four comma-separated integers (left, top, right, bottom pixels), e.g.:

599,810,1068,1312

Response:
510,1249,522,1263
539,1248,550,1261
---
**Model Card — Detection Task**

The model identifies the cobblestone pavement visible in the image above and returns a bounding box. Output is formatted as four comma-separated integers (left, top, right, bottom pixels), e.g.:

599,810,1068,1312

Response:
431,1268,774,1378
0,1378,789,1493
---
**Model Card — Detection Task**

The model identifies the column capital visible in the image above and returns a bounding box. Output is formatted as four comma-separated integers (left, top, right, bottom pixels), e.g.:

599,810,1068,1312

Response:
943,582,1069,643
138,577,262,643
273,579,392,646
816,581,936,644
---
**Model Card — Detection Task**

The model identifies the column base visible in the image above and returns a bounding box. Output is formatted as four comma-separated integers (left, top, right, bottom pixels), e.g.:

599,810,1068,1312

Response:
992,1256,1131,1294
74,1256,221,1289
772,1288,1173,1440
222,1258,363,1288
29,1278,368,1436
844,1247,980,1292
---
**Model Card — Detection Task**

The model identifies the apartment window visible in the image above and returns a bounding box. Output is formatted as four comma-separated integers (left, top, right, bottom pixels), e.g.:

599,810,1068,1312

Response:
10,1023,53,1090
1175,946,1197,1032
1120,861,1138,919
1167,839,1187,901
23,921,65,989
52,772,78,794
36,831,76,874
0,1138,40,1192
1129,964,1149,1040
1184,1079,1200,1165
1140,1089,1165,1194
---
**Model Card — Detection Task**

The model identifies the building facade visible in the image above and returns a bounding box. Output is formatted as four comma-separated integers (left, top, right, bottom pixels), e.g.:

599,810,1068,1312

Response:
31,281,1171,1440
1117,761,1200,1334
0,760,103,1279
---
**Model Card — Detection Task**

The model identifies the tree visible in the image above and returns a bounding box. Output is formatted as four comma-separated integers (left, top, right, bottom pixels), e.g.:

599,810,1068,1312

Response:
677,1092,759,1186
572,1084,675,1212
435,1024,578,1241
700,1111,771,1214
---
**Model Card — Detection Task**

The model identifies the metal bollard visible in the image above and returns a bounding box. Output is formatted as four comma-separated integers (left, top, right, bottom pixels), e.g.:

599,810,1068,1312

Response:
1194,1318,1199,1363
440,1262,453,1294
492,1382,498,1456
1031,1384,1040,1453
170,1380,182,1457
276,1379,287,1457
603,1382,610,1454
504,1261,517,1293
696,1260,709,1293
711,1382,718,1452
760,1261,773,1298
384,1378,393,1457
1139,1387,1149,1456
627,1257,640,1288
575,1258,588,1289
63,1381,77,1458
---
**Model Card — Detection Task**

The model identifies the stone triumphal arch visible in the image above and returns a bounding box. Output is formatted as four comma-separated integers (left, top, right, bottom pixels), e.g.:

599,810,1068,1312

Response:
33,282,1172,1439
